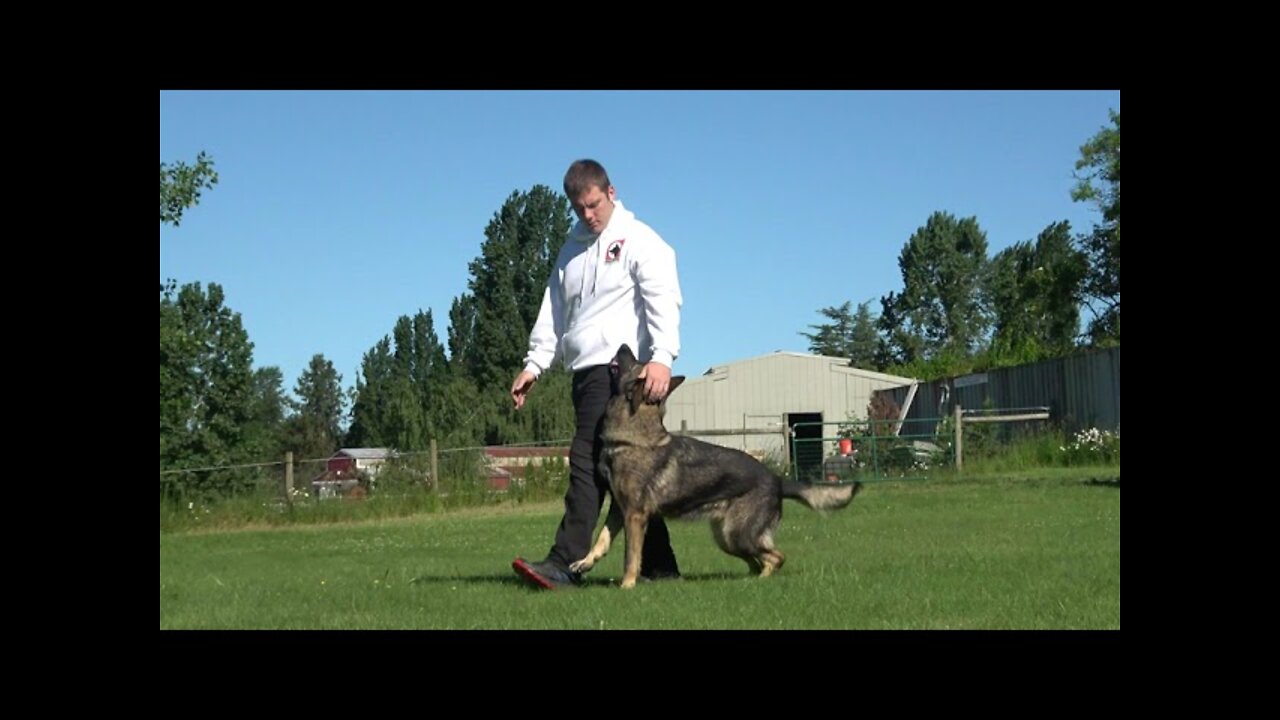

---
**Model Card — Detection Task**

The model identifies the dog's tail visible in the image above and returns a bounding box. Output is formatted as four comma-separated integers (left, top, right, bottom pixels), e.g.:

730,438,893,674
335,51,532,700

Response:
780,479,861,512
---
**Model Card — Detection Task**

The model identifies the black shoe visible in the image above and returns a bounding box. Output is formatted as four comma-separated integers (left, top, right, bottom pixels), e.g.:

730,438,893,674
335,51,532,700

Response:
512,557,581,590
640,567,682,582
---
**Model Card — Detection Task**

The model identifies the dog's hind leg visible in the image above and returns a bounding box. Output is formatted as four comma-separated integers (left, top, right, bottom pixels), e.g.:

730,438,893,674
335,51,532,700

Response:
737,526,786,577
713,518,769,575
752,522,786,577
756,547,786,577
711,519,744,565
570,499,623,573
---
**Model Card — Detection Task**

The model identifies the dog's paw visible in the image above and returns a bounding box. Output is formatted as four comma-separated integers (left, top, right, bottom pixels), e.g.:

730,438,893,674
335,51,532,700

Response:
620,577,637,589
568,557,595,573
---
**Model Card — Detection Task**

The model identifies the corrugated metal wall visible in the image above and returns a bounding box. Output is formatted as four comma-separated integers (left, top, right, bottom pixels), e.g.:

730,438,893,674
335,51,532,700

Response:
881,346,1121,436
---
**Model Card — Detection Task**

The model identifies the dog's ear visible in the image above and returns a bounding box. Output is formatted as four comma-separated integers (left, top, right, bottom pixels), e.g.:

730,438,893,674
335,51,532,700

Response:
628,378,646,414
668,376,685,396
615,345,637,374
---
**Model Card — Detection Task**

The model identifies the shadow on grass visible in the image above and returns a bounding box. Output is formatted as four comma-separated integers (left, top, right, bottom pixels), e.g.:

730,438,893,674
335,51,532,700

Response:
409,570,746,590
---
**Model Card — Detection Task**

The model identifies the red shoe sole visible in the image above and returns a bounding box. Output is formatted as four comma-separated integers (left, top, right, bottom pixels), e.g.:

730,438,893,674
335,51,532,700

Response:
512,558,558,590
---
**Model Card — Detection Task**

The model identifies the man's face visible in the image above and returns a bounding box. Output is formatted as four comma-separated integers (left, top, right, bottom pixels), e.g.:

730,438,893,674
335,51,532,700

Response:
571,184,616,234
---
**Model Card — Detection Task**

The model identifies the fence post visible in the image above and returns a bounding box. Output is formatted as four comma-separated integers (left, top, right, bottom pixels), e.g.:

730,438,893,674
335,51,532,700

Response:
430,438,439,491
954,404,963,472
781,420,791,475
285,451,295,495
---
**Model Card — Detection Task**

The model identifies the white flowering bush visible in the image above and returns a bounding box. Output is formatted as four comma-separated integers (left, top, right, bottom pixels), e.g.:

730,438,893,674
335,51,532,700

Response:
1060,426,1120,465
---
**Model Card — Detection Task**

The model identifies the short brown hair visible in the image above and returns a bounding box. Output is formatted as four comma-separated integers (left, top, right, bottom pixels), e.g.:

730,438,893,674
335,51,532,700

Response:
563,159,611,199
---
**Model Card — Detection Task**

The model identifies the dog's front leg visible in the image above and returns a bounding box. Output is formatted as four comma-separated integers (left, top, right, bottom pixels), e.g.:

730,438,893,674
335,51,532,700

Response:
569,499,623,573
620,511,649,589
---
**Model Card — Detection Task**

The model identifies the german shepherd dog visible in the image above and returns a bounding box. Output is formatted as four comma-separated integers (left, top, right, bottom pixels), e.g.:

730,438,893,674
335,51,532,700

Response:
569,345,862,589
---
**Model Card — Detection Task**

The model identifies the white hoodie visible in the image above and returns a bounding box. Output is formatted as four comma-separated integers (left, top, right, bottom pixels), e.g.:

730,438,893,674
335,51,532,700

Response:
523,199,682,376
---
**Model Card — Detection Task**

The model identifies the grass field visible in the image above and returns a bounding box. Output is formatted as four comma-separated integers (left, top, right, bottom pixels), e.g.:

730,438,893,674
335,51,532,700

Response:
160,467,1119,629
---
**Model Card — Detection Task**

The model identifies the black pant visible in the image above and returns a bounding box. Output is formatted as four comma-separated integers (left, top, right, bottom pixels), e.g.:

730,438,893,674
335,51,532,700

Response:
547,364,679,575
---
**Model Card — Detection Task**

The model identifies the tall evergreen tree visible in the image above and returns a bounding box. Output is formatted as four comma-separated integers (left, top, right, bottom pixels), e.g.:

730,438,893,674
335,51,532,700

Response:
801,302,857,358
849,301,880,370
800,301,881,369
282,354,346,463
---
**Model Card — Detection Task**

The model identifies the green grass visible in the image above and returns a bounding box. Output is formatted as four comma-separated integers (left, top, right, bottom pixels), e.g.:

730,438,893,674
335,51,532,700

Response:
160,467,1119,629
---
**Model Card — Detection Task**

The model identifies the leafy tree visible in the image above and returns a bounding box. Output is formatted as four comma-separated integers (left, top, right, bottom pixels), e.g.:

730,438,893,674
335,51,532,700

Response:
878,211,991,365
1072,110,1120,345
243,366,287,460
987,221,1087,362
457,185,572,390
159,282,256,479
160,151,219,227
351,185,577,448
346,339,394,448
346,311,454,451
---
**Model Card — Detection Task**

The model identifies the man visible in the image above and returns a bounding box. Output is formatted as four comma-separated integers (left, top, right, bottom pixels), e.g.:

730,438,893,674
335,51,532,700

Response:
510,159,683,589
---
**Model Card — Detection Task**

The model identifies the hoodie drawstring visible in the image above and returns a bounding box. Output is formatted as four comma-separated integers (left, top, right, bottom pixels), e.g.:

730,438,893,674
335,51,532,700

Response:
574,199,630,305
578,238,598,305
591,239,601,296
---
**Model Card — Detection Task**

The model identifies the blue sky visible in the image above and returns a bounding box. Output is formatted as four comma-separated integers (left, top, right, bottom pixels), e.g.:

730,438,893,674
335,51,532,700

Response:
160,90,1120,397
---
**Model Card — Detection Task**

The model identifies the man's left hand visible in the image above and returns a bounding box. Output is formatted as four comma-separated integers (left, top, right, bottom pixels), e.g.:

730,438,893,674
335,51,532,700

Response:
637,362,672,403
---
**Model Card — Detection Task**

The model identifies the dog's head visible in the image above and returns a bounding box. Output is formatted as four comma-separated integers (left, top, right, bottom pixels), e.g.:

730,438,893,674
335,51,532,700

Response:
612,344,685,416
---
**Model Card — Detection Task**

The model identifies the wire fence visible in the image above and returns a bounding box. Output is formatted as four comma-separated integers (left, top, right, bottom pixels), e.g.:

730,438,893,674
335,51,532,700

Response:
159,437,575,507
160,405,1112,510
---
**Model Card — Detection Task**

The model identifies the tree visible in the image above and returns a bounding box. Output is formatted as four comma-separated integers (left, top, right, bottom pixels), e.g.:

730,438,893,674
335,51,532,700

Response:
346,310,454,451
1072,110,1120,345
875,290,921,370
284,354,346,461
878,211,991,366
987,221,1088,362
448,185,575,445
801,302,855,358
849,302,880,370
432,373,485,447
159,281,256,477
457,185,572,390
388,311,447,450
800,301,881,369
378,371,427,453
346,339,394,448
447,295,477,378
487,367,577,447
160,151,219,227
243,366,287,460
296,355,346,440
411,310,450,442
348,185,577,448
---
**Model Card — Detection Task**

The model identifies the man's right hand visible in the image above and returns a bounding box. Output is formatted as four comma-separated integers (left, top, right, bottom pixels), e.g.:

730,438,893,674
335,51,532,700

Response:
511,370,538,410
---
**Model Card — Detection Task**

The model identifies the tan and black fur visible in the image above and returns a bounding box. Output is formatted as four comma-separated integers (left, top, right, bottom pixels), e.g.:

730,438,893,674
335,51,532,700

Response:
569,345,862,588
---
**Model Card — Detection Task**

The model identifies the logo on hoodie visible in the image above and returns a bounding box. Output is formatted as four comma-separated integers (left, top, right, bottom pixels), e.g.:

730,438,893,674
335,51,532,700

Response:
605,239,625,263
